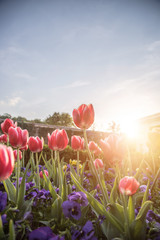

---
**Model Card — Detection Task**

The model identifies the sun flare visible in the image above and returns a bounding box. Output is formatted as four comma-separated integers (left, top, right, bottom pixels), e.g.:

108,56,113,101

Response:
119,119,140,139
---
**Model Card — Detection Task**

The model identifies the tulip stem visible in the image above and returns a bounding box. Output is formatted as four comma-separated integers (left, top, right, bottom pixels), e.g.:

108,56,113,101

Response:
36,152,40,189
83,129,109,205
16,148,20,204
77,151,80,178
51,150,54,166
31,152,35,174
121,194,131,239
22,151,25,168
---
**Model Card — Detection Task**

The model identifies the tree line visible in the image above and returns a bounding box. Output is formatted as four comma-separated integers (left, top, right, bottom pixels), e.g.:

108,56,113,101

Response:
0,112,74,127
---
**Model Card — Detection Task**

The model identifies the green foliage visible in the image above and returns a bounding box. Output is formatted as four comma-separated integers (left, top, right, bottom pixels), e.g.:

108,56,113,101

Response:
45,112,73,126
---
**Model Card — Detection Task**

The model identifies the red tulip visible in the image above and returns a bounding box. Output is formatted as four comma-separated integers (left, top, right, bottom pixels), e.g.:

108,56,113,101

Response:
28,136,44,153
119,176,140,196
1,118,17,134
88,141,102,156
0,134,7,144
0,144,15,181
13,150,22,161
71,135,84,151
8,127,28,148
48,129,69,151
39,170,49,178
94,158,104,169
72,104,94,129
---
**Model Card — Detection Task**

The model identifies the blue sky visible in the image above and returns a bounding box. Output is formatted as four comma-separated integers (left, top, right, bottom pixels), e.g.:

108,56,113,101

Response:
0,0,160,130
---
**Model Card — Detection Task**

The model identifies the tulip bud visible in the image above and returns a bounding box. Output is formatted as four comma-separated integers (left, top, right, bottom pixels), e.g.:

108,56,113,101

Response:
89,141,102,156
119,176,140,196
8,127,28,148
39,170,49,178
48,129,69,151
94,158,104,169
71,135,84,151
28,136,44,153
0,144,15,181
1,119,17,134
72,104,94,129
0,134,7,144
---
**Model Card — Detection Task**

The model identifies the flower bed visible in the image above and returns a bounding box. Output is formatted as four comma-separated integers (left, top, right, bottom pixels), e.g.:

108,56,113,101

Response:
0,104,160,240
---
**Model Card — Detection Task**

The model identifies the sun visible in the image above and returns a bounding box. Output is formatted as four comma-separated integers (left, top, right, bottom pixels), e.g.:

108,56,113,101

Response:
119,119,140,139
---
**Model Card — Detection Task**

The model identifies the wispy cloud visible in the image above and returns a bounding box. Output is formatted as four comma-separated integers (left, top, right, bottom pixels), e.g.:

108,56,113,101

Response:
66,81,90,88
147,40,160,51
15,73,36,81
0,97,21,107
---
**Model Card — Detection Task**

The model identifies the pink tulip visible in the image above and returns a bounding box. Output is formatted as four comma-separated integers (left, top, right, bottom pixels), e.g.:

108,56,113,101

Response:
0,144,15,181
20,144,28,151
28,136,44,153
8,127,28,148
0,134,7,144
13,150,22,162
119,176,140,196
88,141,102,156
39,170,49,178
48,129,69,151
1,118,17,134
100,134,126,164
71,135,84,151
94,158,104,169
72,104,94,129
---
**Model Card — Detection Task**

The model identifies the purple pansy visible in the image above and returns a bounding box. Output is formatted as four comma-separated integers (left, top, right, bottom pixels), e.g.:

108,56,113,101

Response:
72,221,97,240
68,192,88,206
0,191,7,212
62,200,81,220
28,226,64,240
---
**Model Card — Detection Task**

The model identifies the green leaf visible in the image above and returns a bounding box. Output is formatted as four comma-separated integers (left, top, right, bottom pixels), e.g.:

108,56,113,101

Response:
110,177,118,204
17,162,30,209
42,169,58,201
8,219,15,240
141,180,150,206
71,173,124,234
0,215,5,239
128,196,135,225
136,200,152,221
61,172,67,201
51,197,63,222
3,179,16,203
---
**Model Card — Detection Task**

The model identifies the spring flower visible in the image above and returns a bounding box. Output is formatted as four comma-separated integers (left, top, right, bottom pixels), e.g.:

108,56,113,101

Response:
20,144,28,151
13,150,22,162
71,221,97,240
28,136,44,153
88,141,102,156
1,118,17,134
68,192,88,207
39,170,49,178
0,134,7,144
71,135,84,150
0,191,7,211
28,226,64,240
8,127,28,148
94,158,104,169
100,133,126,164
72,104,94,129
48,129,69,151
0,144,15,181
119,176,140,196
62,200,81,220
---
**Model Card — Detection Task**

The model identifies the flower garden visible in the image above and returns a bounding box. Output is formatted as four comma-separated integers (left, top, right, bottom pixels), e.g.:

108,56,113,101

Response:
0,104,160,240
